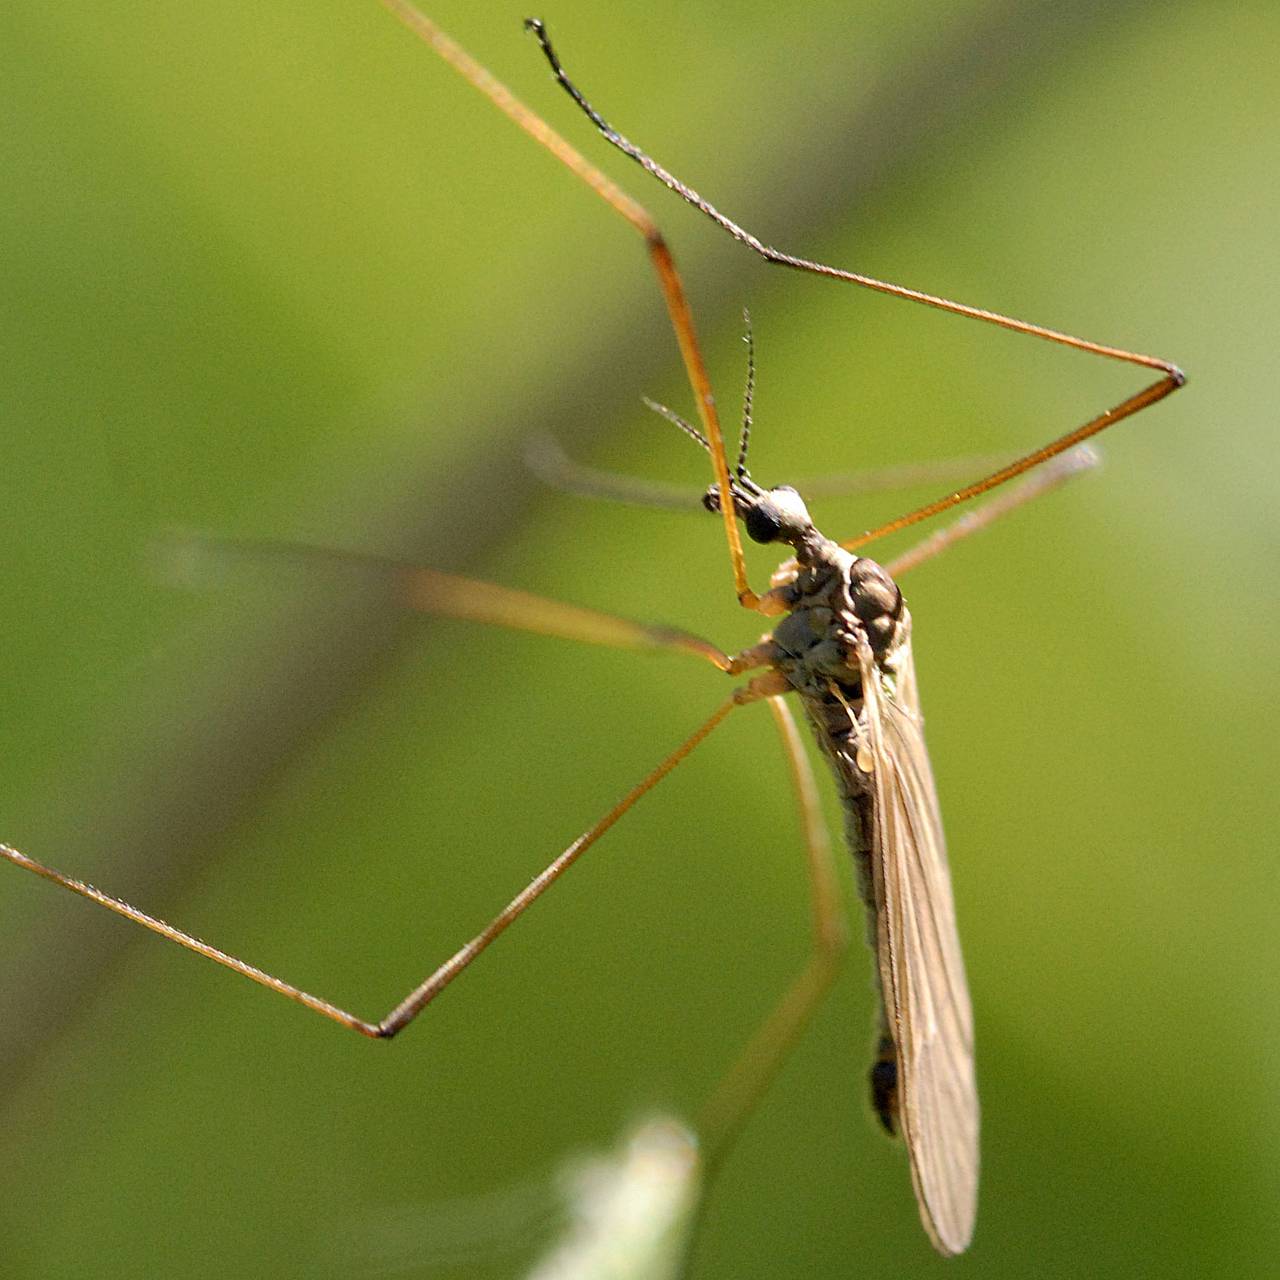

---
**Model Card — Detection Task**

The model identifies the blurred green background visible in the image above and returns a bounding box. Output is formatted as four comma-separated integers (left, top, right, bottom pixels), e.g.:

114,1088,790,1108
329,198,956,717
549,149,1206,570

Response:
1,1,1276,1276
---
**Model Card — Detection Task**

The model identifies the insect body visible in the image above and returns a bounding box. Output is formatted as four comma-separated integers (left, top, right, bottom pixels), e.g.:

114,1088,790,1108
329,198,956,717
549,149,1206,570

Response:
713,473,977,1253
0,2,1183,1266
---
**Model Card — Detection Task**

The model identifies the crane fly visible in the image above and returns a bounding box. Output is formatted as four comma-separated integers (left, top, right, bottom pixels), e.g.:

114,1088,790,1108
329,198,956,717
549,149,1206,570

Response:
0,1,1184,1262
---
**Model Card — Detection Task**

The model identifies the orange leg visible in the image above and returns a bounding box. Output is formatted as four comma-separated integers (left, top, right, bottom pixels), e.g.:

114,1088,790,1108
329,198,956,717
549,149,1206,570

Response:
698,695,848,1158
179,534,734,670
521,19,1184,553
884,445,1098,576
377,1,756,606
0,681,785,1040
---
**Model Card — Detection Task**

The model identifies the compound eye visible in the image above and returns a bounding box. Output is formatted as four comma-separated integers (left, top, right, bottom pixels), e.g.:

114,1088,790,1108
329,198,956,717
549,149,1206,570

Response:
745,500,783,544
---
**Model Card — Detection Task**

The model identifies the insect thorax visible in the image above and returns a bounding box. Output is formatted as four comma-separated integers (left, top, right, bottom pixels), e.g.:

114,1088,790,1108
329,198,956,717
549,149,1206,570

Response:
768,539,909,715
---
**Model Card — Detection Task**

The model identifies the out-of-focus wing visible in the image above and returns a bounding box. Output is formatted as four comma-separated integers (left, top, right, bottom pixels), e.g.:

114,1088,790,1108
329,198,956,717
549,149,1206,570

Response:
858,637,978,1256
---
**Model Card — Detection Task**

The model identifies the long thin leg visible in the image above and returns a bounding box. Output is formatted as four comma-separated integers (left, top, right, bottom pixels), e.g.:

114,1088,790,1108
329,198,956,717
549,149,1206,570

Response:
525,433,701,512
178,535,733,670
0,681,789,1040
840,384,1164,552
697,695,848,1158
524,23,1185,545
378,2,755,607
528,431,1015,511
884,444,1098,577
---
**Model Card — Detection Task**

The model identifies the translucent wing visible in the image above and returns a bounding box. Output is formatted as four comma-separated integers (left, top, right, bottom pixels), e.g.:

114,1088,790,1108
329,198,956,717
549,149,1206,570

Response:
858,636,978,1255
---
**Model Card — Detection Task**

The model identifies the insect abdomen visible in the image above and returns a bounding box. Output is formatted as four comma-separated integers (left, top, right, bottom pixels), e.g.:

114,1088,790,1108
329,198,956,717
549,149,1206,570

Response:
810,723,904,1138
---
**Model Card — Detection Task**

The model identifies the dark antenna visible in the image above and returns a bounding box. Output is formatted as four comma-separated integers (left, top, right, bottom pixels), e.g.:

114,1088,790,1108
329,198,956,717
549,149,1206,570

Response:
737,309,755,481
641,395,762,503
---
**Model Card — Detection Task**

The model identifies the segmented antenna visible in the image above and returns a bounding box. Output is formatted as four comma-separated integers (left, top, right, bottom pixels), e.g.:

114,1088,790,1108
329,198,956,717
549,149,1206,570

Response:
737,309,755,480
